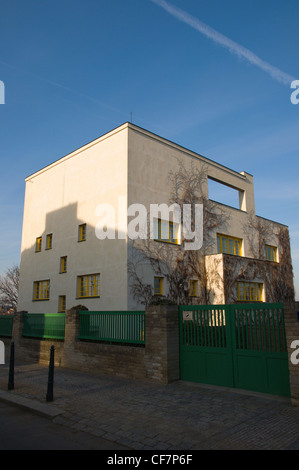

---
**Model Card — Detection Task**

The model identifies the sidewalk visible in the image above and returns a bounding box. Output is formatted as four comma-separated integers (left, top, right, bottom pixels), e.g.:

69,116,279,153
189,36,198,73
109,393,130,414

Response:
0,361,298,450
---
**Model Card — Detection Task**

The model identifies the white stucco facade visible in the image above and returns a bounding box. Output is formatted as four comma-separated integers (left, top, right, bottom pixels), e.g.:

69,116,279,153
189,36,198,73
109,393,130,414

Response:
18,122,292,313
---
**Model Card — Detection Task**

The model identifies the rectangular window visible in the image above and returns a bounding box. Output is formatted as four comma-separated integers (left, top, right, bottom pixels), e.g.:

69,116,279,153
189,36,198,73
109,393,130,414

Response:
35,237,42,252
58,295,66,313
34,280,50,301
154,219,180,244
190,280,198,297
217,234,242,256
60,256,67,273
265,245,277,262
78,274,100,298
237,281,263,302
46,233,53,250
154,276,164,296
78,224,87,242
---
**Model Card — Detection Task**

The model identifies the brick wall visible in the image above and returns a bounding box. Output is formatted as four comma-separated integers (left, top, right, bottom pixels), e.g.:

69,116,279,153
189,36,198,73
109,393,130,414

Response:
2,305,180,384
284,304,299,406
2,303,299,404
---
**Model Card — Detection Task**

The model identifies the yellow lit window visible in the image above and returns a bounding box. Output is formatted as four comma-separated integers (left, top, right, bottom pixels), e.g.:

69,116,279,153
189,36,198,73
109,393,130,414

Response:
154,219,180,245
78,274,100,298
60,256,67,273
190,280,198,297
237,281,263,302
46,233,53,250
154,276,164,296
35,237,42,252
217,234,242,256
34,280,50,301
59,295,66,313
78,224,86,242
265,245,277,262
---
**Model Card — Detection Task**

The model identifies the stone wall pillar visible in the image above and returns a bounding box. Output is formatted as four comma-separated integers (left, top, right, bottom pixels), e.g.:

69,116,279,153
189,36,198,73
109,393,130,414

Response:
64,308,80,345
61,307,81,368
284,303,299,406
11,311,25,345
144,304,180,384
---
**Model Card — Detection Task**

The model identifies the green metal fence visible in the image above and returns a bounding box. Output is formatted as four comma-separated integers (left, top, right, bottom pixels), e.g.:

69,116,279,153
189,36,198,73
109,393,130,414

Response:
78,311,145,345
22,313,66,340
0,315,14,337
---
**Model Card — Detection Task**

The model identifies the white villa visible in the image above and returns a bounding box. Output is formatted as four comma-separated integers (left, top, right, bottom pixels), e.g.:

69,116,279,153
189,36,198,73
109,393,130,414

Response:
18,122,294,313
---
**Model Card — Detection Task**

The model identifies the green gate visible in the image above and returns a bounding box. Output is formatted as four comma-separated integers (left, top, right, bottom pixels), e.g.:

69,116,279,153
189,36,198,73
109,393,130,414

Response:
179,303,290,397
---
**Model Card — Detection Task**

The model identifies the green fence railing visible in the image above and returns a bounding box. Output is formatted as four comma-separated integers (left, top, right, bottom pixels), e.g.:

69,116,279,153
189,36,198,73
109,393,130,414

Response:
22,313,66,340
0,315,14,337
78,311,145,345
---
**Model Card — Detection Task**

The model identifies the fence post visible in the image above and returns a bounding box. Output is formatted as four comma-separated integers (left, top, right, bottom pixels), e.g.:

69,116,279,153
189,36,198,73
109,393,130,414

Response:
46,345,55,402
8,341,15,391
144,304,179,383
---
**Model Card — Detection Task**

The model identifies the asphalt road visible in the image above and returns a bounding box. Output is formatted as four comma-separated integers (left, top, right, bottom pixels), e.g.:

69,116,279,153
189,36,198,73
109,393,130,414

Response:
0,401,130,450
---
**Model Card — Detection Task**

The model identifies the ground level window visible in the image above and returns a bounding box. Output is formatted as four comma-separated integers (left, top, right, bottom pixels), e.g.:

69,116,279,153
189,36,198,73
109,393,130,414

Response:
154,276,164,296
78,274,100,298
190,280,198,297
34,280,50,301
58,295,66,312
237,281,263,302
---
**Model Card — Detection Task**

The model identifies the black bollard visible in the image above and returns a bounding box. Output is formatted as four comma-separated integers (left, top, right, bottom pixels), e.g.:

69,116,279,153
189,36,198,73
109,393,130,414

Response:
46,345,55,402
8,341,15,391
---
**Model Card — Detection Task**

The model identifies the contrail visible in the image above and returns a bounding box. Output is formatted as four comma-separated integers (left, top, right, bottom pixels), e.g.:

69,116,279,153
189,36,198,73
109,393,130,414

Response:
151,0,295,85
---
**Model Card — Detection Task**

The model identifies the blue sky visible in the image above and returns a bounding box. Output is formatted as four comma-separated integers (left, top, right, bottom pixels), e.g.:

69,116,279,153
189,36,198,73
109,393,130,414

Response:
0,0,298,298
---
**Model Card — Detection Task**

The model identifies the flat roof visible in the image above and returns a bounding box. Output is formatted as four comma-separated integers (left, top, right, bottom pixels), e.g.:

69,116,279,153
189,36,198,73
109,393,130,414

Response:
25,122,252,181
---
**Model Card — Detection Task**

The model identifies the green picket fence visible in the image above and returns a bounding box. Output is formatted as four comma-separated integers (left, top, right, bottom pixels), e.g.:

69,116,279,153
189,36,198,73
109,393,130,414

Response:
78,311,145,345
0,315,14,337
22,313,66,340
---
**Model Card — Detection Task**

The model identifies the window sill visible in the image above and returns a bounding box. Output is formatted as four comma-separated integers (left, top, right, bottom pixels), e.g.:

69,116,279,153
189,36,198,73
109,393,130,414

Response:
154,239,181,246
76,296,100,299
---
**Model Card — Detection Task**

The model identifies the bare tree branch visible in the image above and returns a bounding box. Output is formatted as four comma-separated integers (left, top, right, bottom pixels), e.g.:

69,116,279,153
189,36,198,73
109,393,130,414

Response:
0,265,20,311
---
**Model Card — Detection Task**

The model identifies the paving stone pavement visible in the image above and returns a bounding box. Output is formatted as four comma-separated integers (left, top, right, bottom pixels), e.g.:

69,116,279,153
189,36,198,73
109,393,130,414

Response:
0,361,298,450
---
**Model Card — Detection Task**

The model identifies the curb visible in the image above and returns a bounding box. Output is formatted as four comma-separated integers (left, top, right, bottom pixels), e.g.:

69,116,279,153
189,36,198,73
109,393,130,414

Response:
0,389,64,419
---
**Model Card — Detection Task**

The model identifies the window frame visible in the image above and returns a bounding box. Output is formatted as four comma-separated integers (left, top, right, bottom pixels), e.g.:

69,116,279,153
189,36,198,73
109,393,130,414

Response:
46,233,53,250
154,218,180,245
265,244,277,262
217,233,242,256
78,223,87,242
35,237,42,253
58,295,66,313
237,281,263,302
33,280,50,301
189,279,198,297
77,273,100,299
60,256,67,273
154,276,164,296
